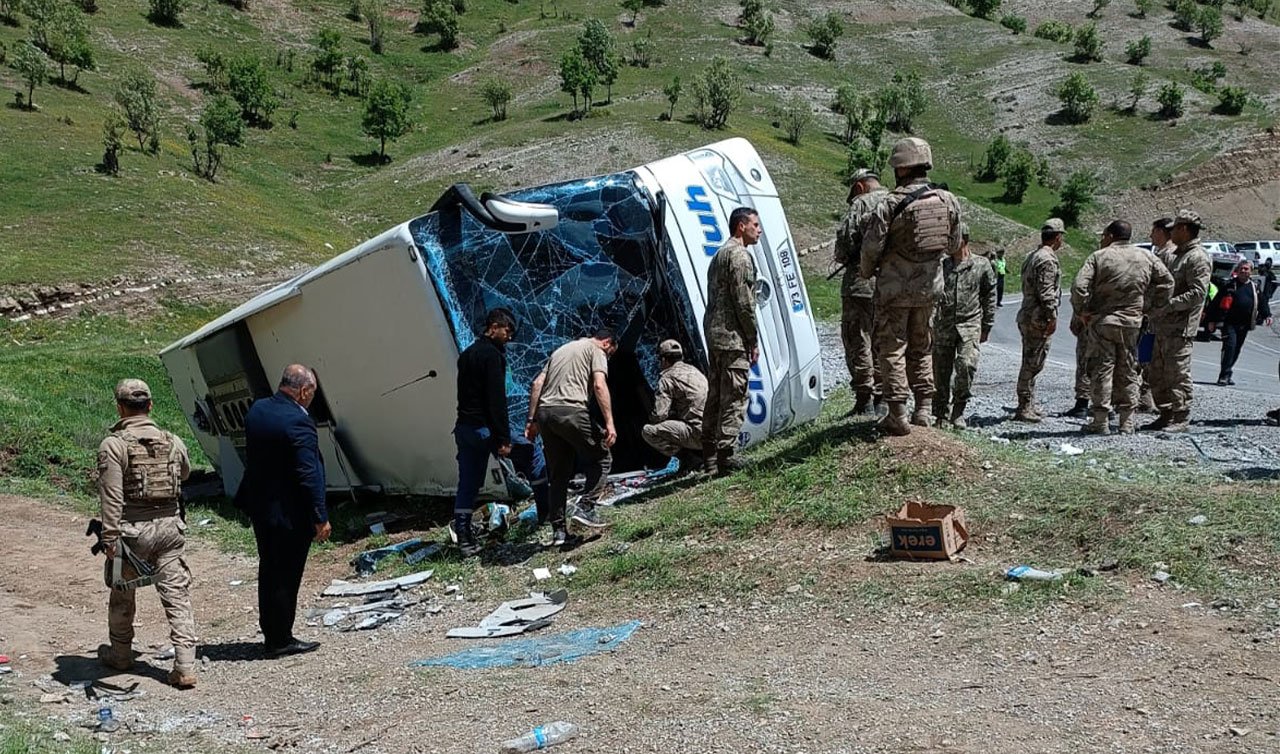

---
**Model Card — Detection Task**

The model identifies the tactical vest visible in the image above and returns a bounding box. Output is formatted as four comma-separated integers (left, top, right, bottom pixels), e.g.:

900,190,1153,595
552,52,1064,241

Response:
889,191,951,263
116,430,183,504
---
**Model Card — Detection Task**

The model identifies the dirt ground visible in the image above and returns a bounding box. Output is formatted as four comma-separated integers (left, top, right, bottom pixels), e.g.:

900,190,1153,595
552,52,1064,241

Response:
2,493,1279,753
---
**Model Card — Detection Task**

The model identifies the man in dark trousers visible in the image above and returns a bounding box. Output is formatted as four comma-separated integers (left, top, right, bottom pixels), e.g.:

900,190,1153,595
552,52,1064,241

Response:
236,364,330,658
452,308,518,558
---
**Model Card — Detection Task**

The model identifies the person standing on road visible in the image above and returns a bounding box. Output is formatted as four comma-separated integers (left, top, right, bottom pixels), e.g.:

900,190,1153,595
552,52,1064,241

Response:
1070,221,1173,435
1258,258,1277,301
834,169,889,415
1146,210,1213,433
641,339,708,475
701,207,761,475
860,137,964,435
452,308,518,558
1064,315,1093,419
1013,219,1066,423
1207,260,1272,386
1137,218,1176,412
932,223,996,429
525,329,617,545
94,379,196,688
993,249,1007,308
236,364,330,659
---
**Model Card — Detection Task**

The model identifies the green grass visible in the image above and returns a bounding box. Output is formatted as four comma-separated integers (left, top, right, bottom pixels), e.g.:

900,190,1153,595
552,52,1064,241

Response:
0,713,98,754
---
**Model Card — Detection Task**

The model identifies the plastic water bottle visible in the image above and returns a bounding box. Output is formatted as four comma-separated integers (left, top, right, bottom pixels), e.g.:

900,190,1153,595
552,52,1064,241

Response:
499,722,579,753
1005,565,1064,582
97,705,120,733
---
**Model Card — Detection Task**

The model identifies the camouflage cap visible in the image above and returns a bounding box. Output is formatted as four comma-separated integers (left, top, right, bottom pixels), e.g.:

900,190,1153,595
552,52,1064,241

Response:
658,339,684,358
114,378,152,402
1041,218,1066,234
1172,209,1202,228
849,168,878,183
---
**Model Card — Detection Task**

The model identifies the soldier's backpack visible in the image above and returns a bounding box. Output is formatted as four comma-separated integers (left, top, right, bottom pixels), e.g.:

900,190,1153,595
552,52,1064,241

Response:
888,184,953,263
115,430,183,503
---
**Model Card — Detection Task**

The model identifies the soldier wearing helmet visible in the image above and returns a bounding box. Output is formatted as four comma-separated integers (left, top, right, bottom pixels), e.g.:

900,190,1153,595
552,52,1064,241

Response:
641,339,709,475
834,168,889,416
859,137,964,436
94,378,196,688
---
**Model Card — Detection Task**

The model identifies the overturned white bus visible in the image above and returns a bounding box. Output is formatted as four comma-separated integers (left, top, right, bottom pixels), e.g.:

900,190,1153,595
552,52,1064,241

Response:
160,138,824,498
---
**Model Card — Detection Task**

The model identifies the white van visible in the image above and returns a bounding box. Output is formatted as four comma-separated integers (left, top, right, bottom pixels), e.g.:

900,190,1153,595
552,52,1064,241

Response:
160,138,824,498
1236,241,1280,265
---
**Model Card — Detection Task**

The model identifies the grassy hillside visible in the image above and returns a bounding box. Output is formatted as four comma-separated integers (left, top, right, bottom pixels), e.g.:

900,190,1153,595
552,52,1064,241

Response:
0,0,1276,294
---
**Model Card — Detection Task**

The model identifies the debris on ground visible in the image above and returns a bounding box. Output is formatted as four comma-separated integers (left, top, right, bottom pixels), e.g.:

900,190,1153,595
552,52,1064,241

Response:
351,538,435,575
1187,514,1208,526
1005,565,1065,582
1152,570,1172,584
557,564,577,577
1056,443,1085,456
417,621,642,669
447,591,568,639
322,570,434,597
885,502,968,560
532,568,551,581
499,721,580,753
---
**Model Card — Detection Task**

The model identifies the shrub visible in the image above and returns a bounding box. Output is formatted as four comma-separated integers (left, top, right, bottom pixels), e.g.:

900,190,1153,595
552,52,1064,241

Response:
419,0,460,50
1000,14,1027,33
876,70,926,132
100,108,125,175
1054,170,1098,226
970,0,1002,19
227,55,276,126
558,46,595,117
1089,0,1111,17
1125,35,1151,64
805,12,844,59
1128,70,1148,111
186,94,244,181
1056,72,1098,123
1134,0,1153,17
691,56,741,129
1197,5,1223,46
148,0,189,26
1001,148,1036,203
1216,85,1248,115
1073,22,1103,62
1173,0,1197,30
362,78,413,161
1034,19,1074,43
776,95,812,145
1156,81,1185,118
662,75,680,121
832,84,875,144
480,78,511,121
115,70,160,152
740,0,774,46
975,134,1012,182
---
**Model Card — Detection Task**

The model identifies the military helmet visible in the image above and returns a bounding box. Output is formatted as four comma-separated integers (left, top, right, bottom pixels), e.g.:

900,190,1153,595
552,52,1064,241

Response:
889,137,933,170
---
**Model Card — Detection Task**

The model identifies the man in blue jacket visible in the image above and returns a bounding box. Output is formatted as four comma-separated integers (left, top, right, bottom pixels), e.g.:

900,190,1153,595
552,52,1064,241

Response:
236,364,330,658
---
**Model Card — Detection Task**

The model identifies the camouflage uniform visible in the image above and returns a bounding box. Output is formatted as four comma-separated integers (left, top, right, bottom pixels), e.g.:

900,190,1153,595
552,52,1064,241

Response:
1150,237,1212,426
95,380,195,687
834,186,889,402
932,253,996,425
860,177,963,429
1070,243,1174,433
642,359,708,457
701,236,758,469
1015,244,1062,412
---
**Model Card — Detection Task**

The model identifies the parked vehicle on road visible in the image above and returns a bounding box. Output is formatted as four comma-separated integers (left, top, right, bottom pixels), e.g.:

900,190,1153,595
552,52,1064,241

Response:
1235,241,1280,265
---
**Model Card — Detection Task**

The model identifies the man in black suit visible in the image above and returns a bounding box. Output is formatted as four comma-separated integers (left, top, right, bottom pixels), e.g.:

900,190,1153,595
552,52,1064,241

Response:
236,364,331,658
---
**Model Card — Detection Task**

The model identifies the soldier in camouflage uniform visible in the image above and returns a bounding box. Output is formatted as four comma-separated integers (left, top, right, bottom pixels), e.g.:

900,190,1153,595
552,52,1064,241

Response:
701,207,761,476
1137,217,1177,412
1146,210,1212,432
642,339,708,474
834,169,889,414
95,379,197,688
1013,219,1066,422
1064,321,1092,418
860,138,963,436
1070,221,1174,435
932,223,996,429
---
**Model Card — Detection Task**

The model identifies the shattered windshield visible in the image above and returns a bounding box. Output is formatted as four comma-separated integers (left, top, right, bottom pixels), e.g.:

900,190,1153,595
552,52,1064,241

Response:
409,173,703,469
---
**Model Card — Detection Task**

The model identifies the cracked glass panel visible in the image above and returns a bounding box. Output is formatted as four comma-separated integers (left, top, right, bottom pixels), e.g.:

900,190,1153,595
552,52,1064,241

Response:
410,173,703,470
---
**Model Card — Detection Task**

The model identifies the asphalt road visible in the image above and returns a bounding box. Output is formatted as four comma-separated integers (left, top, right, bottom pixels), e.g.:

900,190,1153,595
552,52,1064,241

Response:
990,293,1280,398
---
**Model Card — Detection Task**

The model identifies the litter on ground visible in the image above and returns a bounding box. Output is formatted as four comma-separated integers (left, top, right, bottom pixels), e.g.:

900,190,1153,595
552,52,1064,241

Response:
446,590,568,639
415,621,642,669
322,570,433,597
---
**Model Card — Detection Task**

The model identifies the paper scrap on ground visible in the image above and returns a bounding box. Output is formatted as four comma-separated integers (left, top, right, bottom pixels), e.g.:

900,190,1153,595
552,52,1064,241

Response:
415,621,643,669
446,590,568,639
322,570,433,597
1056,443,1085,456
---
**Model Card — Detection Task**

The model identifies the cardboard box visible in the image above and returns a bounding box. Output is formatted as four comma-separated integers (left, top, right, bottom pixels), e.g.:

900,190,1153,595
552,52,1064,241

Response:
886,501,969,561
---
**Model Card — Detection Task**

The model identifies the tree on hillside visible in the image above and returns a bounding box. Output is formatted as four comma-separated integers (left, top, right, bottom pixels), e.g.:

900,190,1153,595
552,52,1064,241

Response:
776,95,812,146
1053,170,1098,226
1216,85,1248,115
578,19,621,102
740,0,774,46
480,78,511,121
805,12,844,59
361,78,413,161
99,108,125,175
1134,0,1153,18
877,70,926,132
1000,14,1027,33
227,55,276,126
115,70,160,152
0,0,19,24
1055,72,1098,123
364,0,387,53
13,41,50,110
975,134,1012,181
186,94,244,181
1156,81,1184,118
1000,148,1035,203
662,75,680,121
196,47,229,90
418,0,460,50
41,0,94,84
832,84,874,145
1072,22,1102,62
1196,5,1223,45
691,56,740,129
558,46,595,117
345,54,370,96
1125,34,1151,64
621,0,642,26
1128,70,1149,111
148,0,190,27
1088,0,1111,17
970,0,1001,19
1173,0,1197,30
311,28,344,91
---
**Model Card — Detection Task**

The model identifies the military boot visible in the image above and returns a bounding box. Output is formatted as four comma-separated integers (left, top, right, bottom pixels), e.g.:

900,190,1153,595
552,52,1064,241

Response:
168,646,197,689
1012,399,1042,423
701,445,719,476
1137,391,1156,413
851,391,873,416
1064,398,1090,419
98,642,133,672
715,449,747,478
1081,409,1110,435
1142,411,1171,431
1117,411,1136,435
949,402,968,430
878,402,912,436
1164,411,1191,433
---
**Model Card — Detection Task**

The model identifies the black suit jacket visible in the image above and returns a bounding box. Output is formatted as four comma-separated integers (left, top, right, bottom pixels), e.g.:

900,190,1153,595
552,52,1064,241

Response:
235,392,328,531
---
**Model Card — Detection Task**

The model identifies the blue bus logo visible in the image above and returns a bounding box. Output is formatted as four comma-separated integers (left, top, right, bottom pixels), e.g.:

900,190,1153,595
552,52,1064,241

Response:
684,185,723,257
747,361,767,426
